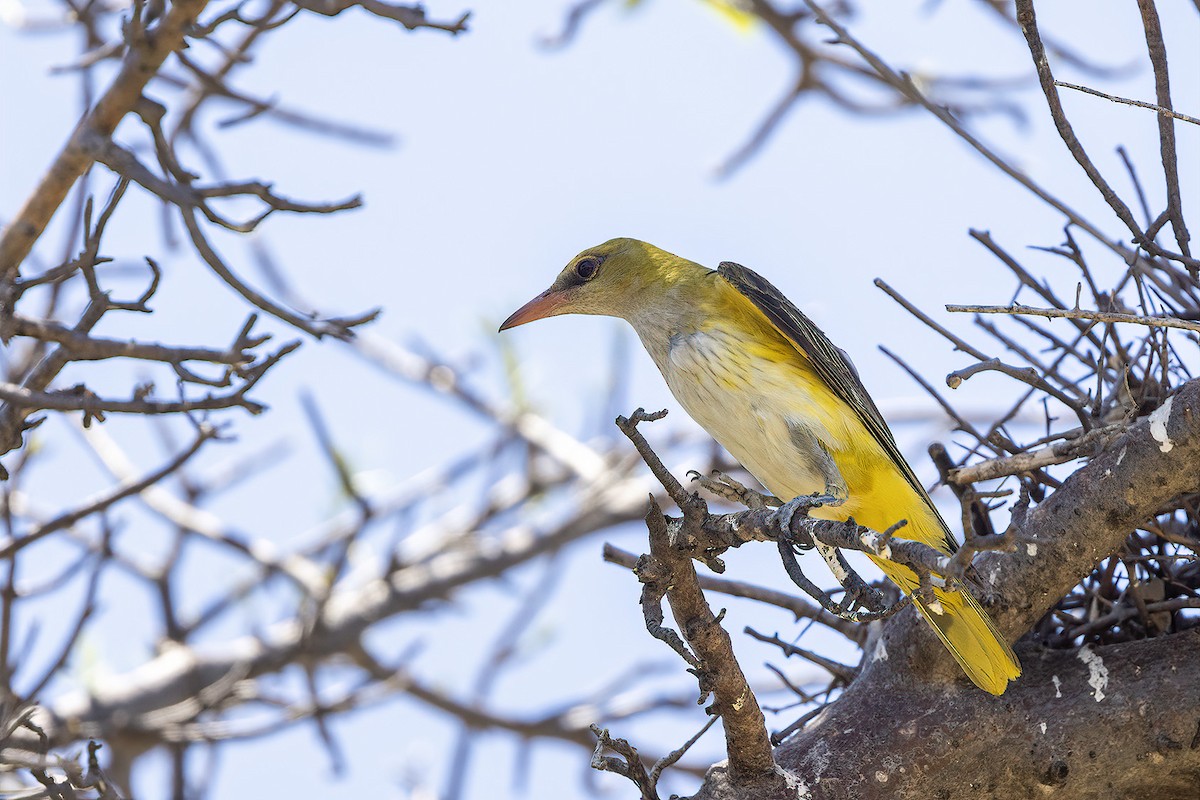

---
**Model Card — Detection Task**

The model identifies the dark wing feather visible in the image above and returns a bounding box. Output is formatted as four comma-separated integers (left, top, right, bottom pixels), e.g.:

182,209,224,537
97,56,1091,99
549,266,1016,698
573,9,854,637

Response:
717,262,956,552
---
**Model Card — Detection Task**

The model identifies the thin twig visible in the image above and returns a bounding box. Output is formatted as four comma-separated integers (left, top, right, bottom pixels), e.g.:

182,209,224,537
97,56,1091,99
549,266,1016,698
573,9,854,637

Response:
1053,81,1200,126
947,303,1200,334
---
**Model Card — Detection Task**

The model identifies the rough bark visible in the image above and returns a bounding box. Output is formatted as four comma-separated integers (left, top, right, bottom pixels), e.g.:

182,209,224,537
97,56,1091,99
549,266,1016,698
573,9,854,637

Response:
698,630,1200,800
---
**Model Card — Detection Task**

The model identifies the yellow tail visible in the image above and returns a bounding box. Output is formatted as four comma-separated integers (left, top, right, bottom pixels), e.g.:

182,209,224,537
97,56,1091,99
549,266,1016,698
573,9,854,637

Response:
871,556,1021,696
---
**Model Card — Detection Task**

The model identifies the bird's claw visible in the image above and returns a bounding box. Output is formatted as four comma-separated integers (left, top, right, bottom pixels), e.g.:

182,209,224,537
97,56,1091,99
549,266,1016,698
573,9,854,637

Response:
777,491,845,541
691,469,775,510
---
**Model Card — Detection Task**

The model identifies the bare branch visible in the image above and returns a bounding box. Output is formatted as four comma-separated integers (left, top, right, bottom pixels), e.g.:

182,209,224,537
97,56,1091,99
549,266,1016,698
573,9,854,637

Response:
0,0,212,280
949,422,1125,483
291,0,469,34
0,424,218,558
947,302,1200,334
1053,80,1200,126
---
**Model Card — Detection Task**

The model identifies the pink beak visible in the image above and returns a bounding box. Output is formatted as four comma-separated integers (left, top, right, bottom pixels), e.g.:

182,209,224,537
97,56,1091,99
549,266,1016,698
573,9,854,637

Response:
499,289,570,331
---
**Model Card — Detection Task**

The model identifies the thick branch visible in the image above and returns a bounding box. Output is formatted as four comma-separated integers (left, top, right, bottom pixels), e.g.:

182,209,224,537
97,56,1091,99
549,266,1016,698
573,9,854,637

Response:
979,379,1199,639
717,630,1200,800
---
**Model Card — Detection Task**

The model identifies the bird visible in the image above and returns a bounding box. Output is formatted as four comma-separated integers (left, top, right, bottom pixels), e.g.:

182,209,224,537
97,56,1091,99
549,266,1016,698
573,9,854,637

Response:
499,237,1021,695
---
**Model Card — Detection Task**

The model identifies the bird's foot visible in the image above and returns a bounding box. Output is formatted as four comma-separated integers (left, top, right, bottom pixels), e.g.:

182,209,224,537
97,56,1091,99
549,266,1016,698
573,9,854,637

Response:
776,491,845,543
687,469,777,510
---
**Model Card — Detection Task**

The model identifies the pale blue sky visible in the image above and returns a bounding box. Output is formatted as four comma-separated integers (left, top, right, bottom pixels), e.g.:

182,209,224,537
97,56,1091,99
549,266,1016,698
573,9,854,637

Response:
1,1,1196,797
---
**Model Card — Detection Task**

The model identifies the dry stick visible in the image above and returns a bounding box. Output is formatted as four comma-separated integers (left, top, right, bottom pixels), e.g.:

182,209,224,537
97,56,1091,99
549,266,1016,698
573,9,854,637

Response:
882,274,1085,455
616,408,689,504
96,137,362,233
946,358,1092,429
1012,310,1099,370
0,0,212,280
947,303,1200,335
589,725,660,800
972,317,1090,403
1014,0,1197,272
1012,0,1142,239
0,179,130,458
178,206,377,340
290,0,470,33
743,627,857,684
873,282,1037,444
170,0,292,153
648,715,720,786
874,278,990,359
761,662,821,708
640,500,778,781
1054,81,1200,126
1061,597,1200,643
769,704,826,747
1135,0,1193,261
876,345,995,453
0,342,294,418
968,230,1108,350
949,422,1125,483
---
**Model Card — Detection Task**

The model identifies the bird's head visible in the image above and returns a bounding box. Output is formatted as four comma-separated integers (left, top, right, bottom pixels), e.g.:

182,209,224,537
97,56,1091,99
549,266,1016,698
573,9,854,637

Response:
499,238,695,330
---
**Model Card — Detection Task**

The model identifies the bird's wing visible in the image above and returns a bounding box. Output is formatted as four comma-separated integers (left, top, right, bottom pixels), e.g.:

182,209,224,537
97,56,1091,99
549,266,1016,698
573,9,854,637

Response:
717,261,956,552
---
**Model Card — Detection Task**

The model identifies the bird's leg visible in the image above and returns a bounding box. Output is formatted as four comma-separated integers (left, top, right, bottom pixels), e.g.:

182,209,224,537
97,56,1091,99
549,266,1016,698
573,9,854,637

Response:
779,423,882,606
784,422,849,508
688,469,778,509
775,493,836,544
775,476,848,552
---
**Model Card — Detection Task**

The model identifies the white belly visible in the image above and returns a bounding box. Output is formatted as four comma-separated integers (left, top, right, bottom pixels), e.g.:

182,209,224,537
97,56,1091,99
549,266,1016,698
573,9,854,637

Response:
648,327,837,501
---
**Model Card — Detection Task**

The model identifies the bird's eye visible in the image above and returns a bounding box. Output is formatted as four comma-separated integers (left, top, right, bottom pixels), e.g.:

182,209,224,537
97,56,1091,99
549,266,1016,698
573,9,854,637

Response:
575,257,600,280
